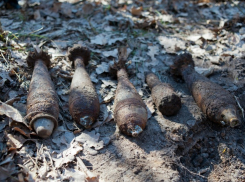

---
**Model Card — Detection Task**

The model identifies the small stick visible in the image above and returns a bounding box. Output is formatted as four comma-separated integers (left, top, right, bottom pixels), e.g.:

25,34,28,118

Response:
234,96,244,119
77,157,98,181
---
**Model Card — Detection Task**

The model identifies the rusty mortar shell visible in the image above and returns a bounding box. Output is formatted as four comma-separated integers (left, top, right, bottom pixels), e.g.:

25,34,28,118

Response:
170,53,240,127
112,47,148,137
146,73,181,116
26,50,59,138
67,45,100,128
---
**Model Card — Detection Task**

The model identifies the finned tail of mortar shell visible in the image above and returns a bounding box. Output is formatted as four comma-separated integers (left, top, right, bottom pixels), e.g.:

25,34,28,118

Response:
66,45,90,67
27,50,51,68
170,53,195,77
109,47,128,78
146,72,161,89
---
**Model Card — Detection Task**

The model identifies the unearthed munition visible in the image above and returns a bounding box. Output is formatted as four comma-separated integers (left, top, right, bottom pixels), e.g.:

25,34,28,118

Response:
146,73,181,116
67,45,100,128
111,47,148,137
26,50,59,138
170,53,240,127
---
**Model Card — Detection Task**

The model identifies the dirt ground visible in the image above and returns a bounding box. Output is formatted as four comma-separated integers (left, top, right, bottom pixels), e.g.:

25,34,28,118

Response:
1,0,245,181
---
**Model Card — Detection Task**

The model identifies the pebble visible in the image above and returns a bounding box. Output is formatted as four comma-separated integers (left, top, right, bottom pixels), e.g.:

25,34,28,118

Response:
221,131,225,138
198,167,209,174
206,45,215,51
102,137,111,146
192,155,203,167
202,153,209,158
187,120,196,127
239,27,245,35
233,170,241,178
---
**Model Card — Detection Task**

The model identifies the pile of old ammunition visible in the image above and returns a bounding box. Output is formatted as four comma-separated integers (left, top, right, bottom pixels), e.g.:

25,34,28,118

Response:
24,47,240,139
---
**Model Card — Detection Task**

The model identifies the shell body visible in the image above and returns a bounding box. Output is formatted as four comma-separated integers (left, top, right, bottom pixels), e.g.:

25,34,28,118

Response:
171,53,240,127
26,51,59,138
146,73,181,116
67,46,100,128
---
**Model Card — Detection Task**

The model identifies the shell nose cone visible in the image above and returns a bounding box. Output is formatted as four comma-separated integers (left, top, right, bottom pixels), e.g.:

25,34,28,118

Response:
230,118,240,127
80,116,93,128
33,118,55,138
129,125,143,137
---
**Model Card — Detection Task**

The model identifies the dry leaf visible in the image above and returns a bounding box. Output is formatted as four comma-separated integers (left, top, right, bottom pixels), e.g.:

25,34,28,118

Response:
0,149,16,166
102,49,118,58
144,98,155,119
82,3,93,15
63,168,86,181
195,67,215,77
90,34,107,45
96,62,109,75
188,45,206,57
0,101,32,137
0,62,13,86
61,3,72,17
77,157,99,182
52,2,62,12
76,130,104,151
34,10,41,20
157,36,186,53
0,101,26,126
147,46,159,66
53,141,83,168
0,165,15,180
131,6,143,16
6,134,27,149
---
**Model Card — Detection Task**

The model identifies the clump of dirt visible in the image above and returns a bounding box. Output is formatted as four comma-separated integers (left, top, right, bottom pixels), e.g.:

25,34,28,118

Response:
224,16,245,32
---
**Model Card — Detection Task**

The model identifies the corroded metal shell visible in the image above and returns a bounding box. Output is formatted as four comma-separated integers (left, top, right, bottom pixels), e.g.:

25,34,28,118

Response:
67,45,100,128
114,69,147,136
171,53,240,127
26,51,59,138
146,73,181,116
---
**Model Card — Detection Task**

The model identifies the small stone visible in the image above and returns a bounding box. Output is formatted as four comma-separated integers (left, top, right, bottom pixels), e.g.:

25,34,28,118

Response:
187,120,196,127
201,153,209,158
221,131,225,138
102,137,111,146
117,153,123,158
206,45,215,51
140,44,147,50
239,27,245,35
198,167,209,174
192,155,203,167
195,143,201,149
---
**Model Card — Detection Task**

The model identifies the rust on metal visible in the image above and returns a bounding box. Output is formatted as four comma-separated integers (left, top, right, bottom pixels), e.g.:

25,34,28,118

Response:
146,73,181,116
170,53,240,127
67,45,100,128
111,47,147,137
26,50,59,138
